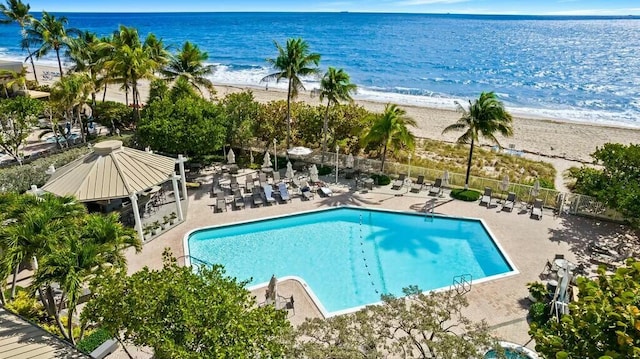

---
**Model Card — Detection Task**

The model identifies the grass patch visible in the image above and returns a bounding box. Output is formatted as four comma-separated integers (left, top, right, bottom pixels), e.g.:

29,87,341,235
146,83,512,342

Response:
77,328,112,354
450,188,482,201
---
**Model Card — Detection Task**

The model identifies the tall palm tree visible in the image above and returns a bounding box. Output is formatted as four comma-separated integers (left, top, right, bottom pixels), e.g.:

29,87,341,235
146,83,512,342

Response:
50,72,94,142
0,0,38,83
319,67,356,164
26,11,79,78
162,41,214,96
442,91,513,189
362,103,416,172
66,30,104,109
262,38,321,151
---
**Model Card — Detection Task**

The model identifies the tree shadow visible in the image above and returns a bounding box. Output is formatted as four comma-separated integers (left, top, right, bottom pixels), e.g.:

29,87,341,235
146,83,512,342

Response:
315,189,382,208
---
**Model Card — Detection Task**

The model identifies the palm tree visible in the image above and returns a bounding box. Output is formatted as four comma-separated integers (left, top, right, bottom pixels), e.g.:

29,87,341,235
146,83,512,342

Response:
319,67,356,164
66,30,104,108
262,38,321,151
0,0,38,83
442,91,513,189
362,104,416,172
50,72,93,143
162,41,215,96
26,11,79,77
0,67,27,97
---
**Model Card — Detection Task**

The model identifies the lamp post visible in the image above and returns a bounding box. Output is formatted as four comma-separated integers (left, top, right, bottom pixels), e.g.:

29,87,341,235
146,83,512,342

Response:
273,138,277,171
335,145,339,184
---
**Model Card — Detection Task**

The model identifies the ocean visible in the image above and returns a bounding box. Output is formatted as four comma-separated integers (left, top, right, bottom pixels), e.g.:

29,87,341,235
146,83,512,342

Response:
1,12,639,128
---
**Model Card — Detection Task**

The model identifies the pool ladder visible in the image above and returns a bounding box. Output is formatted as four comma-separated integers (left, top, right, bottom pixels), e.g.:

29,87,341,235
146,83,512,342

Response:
451,274,472,295
425,198,436,222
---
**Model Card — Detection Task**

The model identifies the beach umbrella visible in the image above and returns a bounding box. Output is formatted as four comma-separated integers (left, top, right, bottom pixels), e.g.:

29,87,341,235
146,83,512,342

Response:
531,179,541,197
287,146,312,158
227,148,235,164
345,153,354,169
309,164,319,182
262,151,272,168
266,275,277,303
285,161,294,179
499,175,510,192
442,170,450,187
250,149,254,164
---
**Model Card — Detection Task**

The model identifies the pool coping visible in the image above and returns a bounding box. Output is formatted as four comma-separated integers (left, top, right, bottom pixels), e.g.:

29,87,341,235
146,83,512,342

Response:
183,205,520,318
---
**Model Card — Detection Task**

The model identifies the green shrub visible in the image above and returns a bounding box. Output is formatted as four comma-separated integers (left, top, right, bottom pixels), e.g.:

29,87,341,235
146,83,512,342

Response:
0,147,91,193
318,165,333,176
528,301,550,327
93,101,134,130
77,328,112,354
370,173,391,186
4,290,46,321
450,188,481,201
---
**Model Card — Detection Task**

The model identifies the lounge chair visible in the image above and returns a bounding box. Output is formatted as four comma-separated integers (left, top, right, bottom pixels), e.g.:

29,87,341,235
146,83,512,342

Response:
531,199,543,220
410,175,424,193
392,173,406,190
300,180,315,200
502,192,516,212
278,182,291,202
318,185,333,197
230,176,239,192
291,177,301,189
252,192,263,207
233,189,245,210
215,198,226,213
273,171,281,184
259,172,267,186
429,178,442,196
245,180,254,194
262,185,277,205
480,187,492,207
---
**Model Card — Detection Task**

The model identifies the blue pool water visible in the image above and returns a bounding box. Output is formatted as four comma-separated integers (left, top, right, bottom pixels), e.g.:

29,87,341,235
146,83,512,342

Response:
187,207,513,314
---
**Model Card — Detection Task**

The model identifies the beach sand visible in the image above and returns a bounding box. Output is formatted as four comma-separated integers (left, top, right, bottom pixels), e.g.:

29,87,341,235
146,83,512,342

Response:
29,64,640,163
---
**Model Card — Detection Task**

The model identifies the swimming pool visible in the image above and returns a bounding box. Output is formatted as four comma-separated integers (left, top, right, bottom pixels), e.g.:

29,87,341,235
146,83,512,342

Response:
186,207,516,315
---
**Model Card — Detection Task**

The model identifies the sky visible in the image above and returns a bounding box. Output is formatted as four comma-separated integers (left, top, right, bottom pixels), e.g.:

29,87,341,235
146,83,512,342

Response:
23,0,640,15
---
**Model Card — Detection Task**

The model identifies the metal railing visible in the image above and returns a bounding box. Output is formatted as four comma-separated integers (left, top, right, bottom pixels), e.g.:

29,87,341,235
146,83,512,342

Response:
309,151,626,223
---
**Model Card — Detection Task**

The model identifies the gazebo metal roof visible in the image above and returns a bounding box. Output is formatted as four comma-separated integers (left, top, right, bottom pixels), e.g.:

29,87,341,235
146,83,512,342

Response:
42,140,176,202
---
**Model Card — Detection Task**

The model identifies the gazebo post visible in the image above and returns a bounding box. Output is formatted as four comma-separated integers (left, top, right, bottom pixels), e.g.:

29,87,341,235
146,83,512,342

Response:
129,193,144,240
177,155,188,202
172,172,184,221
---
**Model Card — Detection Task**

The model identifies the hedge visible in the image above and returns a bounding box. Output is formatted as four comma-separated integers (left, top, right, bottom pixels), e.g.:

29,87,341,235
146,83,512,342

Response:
370,173,391,186
76,328,112,353
450,188,481,201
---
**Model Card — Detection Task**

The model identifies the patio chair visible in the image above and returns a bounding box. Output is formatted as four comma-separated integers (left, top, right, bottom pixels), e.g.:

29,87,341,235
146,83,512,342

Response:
502,192,516,212
233,189,245,210
291,177,301,189
531,199,543,220
392,173,406,190
318,184,333,197
410,175,425,193
215,198,226,213
245,180,254,194
230,176,239,192
480,187,492,207
300,180,315,200
429,178,443,196
259,172,267,186
252,192,263,207
262,184,277,205
278,182,291,203
273,171,281,184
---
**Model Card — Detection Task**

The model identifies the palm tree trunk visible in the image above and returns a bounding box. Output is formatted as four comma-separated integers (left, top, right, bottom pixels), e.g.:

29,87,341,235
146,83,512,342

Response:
55,47,64,78
0,286,5,306
47,287,70,341
66,309,76,345
321,100,331,166
286,78,292,153
381,139,388,173
464,138,475,189
10,264,19,299
102,83,108,102
77,108,86,143
26,45,38,84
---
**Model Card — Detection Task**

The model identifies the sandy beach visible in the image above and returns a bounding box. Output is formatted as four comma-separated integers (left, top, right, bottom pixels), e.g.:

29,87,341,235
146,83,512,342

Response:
28,64,640,163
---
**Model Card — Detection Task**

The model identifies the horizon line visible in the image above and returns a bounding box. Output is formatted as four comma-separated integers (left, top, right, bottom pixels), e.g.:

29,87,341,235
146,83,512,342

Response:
25,11,640,17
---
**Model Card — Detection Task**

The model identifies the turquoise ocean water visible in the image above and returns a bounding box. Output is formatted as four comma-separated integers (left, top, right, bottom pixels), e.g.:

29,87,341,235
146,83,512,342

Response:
1,12,639,127
188,208,512,314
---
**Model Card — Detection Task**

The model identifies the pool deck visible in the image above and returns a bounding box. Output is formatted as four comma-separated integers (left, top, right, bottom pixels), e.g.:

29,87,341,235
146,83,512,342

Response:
124,170,638,349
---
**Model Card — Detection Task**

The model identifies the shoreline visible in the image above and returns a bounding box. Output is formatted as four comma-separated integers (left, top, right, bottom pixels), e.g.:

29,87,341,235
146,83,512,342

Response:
21,62,640,163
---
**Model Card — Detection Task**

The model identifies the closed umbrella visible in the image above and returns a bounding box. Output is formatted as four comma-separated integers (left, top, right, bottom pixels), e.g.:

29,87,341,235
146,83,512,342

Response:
345,153,354,169
309,164,319,182
531,179,540,197
266,275,277,303
262,151,272,168
500,175,510,192
285,161,294,180
227,148,235,164
442,170,450,187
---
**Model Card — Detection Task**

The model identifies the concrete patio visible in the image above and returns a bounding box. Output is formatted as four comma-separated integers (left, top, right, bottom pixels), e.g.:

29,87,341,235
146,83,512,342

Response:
121,168,638,353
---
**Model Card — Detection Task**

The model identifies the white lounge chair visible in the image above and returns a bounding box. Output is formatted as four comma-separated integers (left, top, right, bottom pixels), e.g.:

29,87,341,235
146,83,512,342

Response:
278,182,291,202
262,185,277,205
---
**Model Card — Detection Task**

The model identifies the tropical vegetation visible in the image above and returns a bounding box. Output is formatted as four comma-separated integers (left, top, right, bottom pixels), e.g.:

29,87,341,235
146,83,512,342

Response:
26,11,80,77
442,91,513,189
0,95,44,163
319,66,356,164
569,143,640,226
530,259,640,358
162,41,215,96
362,103,417,172
0,0,38,82
263,37,321,151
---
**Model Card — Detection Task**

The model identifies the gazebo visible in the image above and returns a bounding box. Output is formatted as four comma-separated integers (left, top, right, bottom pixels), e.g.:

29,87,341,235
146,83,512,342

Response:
41,140,188,240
